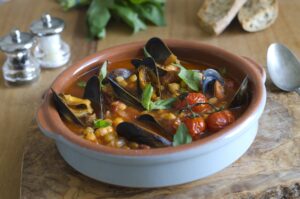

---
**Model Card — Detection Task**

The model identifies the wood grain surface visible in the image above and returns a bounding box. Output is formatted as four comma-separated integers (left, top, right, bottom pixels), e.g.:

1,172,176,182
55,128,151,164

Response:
0,0,299,198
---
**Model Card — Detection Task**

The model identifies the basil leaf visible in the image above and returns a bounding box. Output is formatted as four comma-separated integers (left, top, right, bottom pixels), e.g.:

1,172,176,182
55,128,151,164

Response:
176,64,201,92
150,97,176,110
131,2,166,26
94,119,111,128
59,0,91,10
141,84,153,110
99,60,108,85
110,3,147,33
173,123,192,146
77,80,87,88
87,0,112,39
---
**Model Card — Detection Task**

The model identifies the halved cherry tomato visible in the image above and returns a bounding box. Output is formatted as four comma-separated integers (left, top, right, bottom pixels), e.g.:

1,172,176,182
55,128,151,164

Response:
206,110,235,132
175,93,211,113
183,117,206,139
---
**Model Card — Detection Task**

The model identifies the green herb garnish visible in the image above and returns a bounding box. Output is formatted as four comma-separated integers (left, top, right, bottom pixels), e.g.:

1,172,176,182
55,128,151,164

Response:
77,81,87,88
141,84,176,111
173,123,192,146
94,119,111,128
175,64,201,92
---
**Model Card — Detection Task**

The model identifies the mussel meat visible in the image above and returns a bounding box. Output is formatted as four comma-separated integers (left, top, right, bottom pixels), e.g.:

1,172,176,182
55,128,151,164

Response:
52,89,86,126
116,122,172,148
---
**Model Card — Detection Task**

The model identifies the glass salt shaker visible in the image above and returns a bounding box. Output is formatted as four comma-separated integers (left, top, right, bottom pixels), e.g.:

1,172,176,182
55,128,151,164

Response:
30,14,70,68
0,29,40,85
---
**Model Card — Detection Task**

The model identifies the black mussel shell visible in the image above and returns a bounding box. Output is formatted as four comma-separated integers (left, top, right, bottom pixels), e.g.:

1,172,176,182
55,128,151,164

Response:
132,57,167,76
137,113,174,140
144,37,177,65
83,76,104,119
52,89,85,126
202,69,224,95
229,76,249,109
108,69,144,110
116,122,172,148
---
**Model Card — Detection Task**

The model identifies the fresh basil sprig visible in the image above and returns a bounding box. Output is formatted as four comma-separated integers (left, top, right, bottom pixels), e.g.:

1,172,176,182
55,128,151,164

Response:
141,84,176,111
94,119,111,128
173,123,192,146
175,64,201,92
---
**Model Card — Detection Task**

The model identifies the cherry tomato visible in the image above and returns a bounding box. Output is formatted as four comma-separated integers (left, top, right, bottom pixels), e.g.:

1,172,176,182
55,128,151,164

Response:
206,110,235,132
184,117,206,139
175,93,211,113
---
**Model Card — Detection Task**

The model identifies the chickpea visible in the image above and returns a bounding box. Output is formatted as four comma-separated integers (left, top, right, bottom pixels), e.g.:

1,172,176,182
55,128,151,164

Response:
161,113,177,120
168,83,180,94
116,76,124,83
129,74,137,82
95,128,108,137
113,117,124,127
208,97,218,105
119,80,128,87
128,142,139,149
83,127,94,135
104,133,115,143
85,131,97,142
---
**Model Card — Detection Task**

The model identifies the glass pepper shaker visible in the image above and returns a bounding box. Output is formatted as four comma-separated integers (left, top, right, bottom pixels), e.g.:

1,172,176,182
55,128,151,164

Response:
0,29,40,85
30,14,70,68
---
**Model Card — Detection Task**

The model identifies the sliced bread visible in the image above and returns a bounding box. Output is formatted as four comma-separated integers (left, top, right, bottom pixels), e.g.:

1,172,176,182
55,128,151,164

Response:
197,0,248,35
238,0,278,32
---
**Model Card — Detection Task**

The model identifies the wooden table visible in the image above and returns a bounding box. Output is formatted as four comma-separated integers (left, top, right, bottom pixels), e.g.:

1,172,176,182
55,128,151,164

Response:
0,0,299,198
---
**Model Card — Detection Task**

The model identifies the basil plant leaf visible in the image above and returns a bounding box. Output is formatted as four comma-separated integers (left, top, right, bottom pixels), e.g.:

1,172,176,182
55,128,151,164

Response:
111,3,147,33
94,119,111,128
175,64,201,92
87,0,112,39
59,0,91,11
141,84,153,110
150,97,176,110
131,2,166,26
173,123,192,146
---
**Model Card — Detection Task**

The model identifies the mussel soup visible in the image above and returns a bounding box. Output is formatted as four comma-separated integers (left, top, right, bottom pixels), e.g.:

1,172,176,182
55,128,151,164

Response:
53,38,249,149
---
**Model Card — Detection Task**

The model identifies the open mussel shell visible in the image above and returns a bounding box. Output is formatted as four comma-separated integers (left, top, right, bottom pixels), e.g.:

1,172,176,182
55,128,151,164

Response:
116,122,172,148
202,69,225,95
144,37,178,66
137,113,174,140
52,89,85,127
108,69,144,110
229,76,249,109
83,76,104,119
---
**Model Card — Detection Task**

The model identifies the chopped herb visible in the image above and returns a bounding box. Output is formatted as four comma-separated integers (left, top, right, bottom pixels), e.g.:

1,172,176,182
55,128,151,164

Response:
77,81,87,88
173,123,192,146
175,64,201,92
141,84,176,111
94,119,111,128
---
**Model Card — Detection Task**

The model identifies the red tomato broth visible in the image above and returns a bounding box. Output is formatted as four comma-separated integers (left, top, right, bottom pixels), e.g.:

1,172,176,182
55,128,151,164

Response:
62,59,245,147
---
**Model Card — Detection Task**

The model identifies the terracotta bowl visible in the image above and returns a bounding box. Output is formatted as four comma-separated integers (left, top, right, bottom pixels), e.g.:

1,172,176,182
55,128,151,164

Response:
36,39,267,187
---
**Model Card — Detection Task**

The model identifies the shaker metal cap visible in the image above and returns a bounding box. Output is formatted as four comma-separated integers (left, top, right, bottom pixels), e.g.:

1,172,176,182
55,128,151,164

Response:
30,14,65,36
0,29,35,53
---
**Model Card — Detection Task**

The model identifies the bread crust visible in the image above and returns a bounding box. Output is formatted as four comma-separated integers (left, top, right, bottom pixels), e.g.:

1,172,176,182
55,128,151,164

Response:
197,0,248,35
238,0,279,32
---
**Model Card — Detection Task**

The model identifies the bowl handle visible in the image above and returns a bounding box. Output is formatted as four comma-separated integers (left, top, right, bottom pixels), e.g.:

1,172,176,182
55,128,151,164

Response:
242,56,266,83
36,91,58,140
